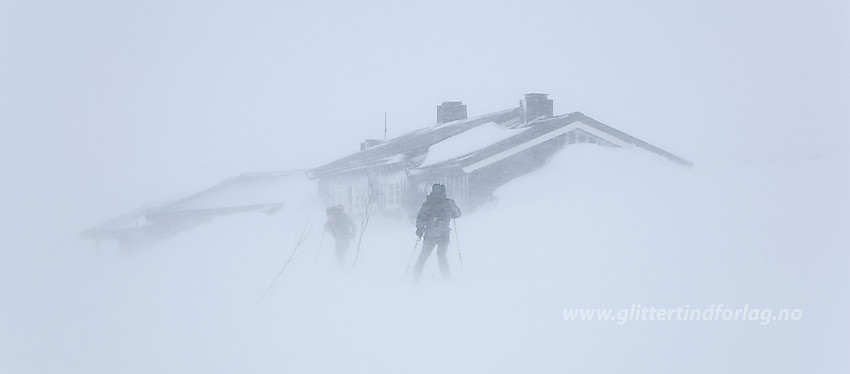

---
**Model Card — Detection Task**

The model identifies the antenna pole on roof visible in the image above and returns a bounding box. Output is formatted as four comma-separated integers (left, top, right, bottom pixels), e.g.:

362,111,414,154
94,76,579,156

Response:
384,112,387,141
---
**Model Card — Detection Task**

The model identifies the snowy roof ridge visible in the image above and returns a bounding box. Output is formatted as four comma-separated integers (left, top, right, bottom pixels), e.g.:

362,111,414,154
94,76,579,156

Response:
309,106,692,179
572,113,693,167
414,112,692,173
307,107,521,178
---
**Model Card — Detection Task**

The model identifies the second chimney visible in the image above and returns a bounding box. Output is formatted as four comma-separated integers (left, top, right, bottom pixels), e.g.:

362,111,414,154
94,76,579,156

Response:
520,93,554,123
437,101,467,124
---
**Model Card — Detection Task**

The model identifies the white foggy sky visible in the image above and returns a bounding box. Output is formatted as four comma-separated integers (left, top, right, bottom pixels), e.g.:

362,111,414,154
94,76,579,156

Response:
1,0,849,230
1,3,849,372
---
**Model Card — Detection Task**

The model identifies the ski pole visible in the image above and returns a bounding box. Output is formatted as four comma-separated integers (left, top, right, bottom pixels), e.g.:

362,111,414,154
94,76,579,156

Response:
260,217,312,301
351,200,374,269
404,236,421,278
453,219,463,270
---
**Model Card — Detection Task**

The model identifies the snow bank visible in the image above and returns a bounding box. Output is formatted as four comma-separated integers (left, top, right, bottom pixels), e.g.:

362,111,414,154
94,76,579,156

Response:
4,148,848,373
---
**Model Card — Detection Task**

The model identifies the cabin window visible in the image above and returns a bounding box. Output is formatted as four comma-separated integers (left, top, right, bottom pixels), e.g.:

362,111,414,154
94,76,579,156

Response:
386,182,402,206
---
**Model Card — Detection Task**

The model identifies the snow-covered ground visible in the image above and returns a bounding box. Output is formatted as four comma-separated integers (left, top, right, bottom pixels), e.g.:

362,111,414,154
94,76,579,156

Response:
2,146,847,373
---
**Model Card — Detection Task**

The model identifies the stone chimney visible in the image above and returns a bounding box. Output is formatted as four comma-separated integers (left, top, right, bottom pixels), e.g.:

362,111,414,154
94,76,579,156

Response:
437,101,467,124
520,93,553,123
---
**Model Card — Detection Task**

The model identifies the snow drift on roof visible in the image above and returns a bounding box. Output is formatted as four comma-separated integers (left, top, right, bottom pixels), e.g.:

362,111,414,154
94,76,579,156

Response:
418,122,527,168
160,172,314,213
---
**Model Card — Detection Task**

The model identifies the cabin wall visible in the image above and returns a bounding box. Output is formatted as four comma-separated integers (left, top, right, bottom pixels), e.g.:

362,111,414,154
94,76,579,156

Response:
565,128,618,147
318,168,410,220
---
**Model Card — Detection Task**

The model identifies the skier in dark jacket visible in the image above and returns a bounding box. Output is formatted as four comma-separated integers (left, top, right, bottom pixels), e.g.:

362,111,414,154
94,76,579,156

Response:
413,184,462,280
325,205,357,267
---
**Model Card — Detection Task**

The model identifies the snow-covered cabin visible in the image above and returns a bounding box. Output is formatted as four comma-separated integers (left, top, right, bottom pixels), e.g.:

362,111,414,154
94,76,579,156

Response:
83,93,690,247
307,93,691,220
